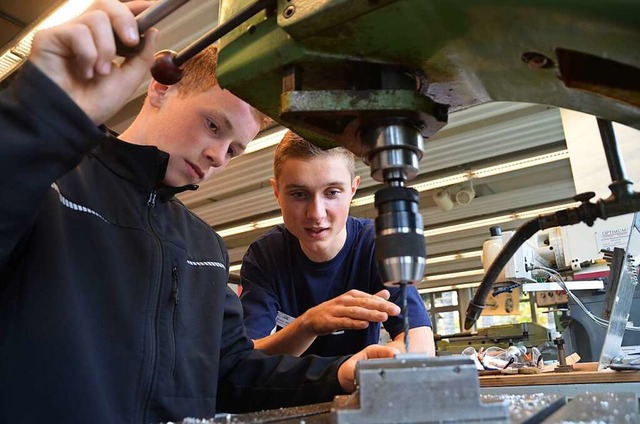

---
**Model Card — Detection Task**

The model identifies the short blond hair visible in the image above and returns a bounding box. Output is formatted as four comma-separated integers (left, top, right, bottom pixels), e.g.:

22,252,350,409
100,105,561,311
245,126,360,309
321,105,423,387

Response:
173,45,271,131
273,131,356,180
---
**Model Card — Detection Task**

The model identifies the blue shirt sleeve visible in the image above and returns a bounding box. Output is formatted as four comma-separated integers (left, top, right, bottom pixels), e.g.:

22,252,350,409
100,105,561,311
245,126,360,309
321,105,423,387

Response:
384,284,432,338
239,243,280,339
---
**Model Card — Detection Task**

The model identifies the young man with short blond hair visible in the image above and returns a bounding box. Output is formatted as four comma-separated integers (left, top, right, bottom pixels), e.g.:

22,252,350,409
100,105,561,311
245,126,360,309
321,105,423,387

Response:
241,131,435,356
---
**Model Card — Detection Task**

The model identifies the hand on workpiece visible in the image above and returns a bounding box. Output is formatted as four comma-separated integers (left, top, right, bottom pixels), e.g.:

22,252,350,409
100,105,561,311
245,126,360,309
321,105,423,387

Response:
337,344,400,392
253,289,400,356
30,0,158,125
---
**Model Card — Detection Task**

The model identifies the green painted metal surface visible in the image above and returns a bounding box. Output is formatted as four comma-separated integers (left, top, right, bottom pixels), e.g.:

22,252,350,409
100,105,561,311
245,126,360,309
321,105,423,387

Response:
217,0,640,152
437,322,550,354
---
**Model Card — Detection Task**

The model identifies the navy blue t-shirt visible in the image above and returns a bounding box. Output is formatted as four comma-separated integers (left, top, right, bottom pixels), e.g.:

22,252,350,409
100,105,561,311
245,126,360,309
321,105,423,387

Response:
240,216,431,357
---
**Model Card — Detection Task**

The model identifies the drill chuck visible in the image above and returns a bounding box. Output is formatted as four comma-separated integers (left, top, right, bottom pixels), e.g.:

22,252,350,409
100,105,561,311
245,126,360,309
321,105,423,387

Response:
374,186,426,286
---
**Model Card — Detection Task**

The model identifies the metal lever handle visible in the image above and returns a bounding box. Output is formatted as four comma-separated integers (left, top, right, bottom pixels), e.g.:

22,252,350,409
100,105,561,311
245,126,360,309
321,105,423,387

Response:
116,0,193,58
151,0,275,85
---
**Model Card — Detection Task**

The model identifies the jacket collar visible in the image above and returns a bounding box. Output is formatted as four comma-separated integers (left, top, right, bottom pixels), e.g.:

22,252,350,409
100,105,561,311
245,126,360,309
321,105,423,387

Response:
93,132,198,201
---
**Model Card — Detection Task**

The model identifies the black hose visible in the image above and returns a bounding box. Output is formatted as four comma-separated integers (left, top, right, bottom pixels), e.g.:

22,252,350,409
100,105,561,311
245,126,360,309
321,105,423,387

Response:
463,218,541,330
596,118,627,183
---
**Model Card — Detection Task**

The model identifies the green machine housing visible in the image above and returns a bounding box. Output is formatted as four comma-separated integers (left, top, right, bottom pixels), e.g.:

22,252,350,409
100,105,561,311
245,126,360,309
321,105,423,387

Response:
216,0,640,153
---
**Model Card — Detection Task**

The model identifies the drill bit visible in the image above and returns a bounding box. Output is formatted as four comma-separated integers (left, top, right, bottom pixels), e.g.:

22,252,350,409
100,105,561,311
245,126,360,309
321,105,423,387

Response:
400,282,410,353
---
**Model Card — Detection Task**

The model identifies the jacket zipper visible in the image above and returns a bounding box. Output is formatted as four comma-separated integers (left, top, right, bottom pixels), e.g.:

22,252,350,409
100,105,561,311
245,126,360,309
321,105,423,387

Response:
139,190,163,424
171,263,179,377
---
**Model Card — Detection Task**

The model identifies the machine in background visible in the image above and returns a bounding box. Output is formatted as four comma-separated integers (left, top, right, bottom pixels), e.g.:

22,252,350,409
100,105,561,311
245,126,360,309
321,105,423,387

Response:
469,219,640,364
436,322,551,356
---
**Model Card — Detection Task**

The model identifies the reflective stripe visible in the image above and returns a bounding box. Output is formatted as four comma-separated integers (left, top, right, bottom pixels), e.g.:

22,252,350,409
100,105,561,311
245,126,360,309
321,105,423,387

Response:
186,260,225,270
51,183,109,223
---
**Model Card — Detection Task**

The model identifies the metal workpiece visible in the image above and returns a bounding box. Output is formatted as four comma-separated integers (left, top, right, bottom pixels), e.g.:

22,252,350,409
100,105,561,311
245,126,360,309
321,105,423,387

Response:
334,355,510,423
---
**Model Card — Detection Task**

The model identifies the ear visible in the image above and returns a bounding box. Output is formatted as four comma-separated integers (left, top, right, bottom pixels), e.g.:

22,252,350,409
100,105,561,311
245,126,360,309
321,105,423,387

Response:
270,178,281,206
350,175,361,197
147,80,172,108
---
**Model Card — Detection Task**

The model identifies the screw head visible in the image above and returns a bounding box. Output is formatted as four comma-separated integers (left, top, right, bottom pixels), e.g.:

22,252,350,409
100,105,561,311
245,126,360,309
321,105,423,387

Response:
283,5,296,18
521,52,554,69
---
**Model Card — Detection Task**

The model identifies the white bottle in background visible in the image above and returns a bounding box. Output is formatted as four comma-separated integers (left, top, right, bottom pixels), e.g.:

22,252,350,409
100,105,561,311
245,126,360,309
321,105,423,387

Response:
482,226,507,282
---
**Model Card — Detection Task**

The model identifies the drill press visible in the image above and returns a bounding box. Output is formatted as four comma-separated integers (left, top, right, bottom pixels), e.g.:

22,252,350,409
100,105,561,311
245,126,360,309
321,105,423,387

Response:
212,0,640,350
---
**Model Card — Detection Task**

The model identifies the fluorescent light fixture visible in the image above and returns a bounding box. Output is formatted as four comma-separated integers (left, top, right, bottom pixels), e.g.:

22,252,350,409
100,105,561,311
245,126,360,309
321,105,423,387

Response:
0,0,93,82
244,128,287,154
423,201,580,237
0,52,22,76
350,149,570,208
427,250,482,265
419,285,453,293
423,268,484,281
411,173,471,193
217,216,284,237
229,264,242,273
472,150,570,179
418,281,481,294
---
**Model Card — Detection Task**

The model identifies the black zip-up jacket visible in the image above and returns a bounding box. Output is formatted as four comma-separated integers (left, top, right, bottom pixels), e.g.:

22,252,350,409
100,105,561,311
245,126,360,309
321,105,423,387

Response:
0,63,346,423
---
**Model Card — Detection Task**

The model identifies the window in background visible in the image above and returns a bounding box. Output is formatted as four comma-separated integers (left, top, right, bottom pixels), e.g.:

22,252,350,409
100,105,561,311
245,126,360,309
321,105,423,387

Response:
435,310,461,335
423,291,460,336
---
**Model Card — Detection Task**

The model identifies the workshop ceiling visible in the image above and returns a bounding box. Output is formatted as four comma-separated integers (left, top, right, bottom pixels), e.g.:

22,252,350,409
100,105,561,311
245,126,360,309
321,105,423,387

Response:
5,0,579,290
0,0,57,53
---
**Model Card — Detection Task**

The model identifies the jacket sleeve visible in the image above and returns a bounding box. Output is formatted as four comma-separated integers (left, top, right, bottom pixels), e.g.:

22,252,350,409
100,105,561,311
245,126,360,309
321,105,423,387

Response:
217,286,348,413
0,62,107,269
